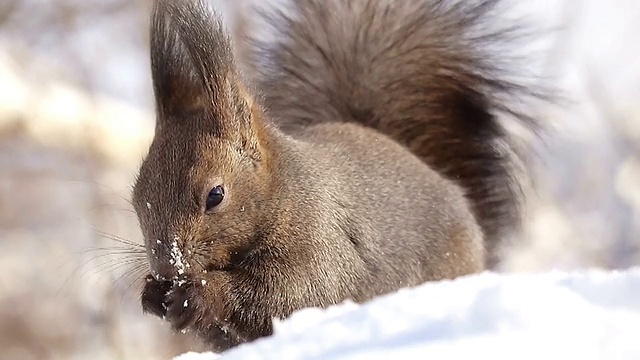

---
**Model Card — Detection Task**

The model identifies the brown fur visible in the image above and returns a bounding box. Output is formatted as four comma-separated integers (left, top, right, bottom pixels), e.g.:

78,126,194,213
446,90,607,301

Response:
132,0,541,352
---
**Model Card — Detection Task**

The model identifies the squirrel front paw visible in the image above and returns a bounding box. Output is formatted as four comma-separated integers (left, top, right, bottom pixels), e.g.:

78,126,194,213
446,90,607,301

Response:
140,274,248,351
141,274,172,318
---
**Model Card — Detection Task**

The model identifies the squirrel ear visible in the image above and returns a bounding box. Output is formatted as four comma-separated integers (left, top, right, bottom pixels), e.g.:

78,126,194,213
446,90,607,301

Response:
150,0,248,136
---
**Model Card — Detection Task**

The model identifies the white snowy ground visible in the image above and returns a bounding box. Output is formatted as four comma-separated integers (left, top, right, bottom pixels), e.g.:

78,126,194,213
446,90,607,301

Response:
174,268,640,360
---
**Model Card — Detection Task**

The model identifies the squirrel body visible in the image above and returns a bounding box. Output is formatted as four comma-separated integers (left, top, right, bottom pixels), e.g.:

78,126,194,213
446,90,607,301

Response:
133,0,540,351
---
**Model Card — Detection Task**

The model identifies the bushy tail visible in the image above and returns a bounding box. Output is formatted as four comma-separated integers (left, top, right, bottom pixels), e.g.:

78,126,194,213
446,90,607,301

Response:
235,0,545,264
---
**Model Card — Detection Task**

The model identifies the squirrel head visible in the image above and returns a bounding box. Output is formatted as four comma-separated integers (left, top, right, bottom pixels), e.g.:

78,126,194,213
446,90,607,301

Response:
132,0,273,281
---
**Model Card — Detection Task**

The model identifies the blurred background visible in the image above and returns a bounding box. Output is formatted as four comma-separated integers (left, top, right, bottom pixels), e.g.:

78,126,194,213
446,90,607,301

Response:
0,0,638,359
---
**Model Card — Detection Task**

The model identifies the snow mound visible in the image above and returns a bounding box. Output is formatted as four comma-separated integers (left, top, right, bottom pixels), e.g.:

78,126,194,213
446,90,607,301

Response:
176,268,640,360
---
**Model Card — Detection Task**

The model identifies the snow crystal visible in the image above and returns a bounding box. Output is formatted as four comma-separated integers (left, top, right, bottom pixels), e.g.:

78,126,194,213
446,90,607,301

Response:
170,236,187,276
146,202,151,209
201,279,207,286
183,299,189,308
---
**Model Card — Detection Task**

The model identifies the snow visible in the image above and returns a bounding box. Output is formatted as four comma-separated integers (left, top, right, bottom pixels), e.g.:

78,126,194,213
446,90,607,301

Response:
171,237,188,276
175,268,640,360
174,352,220,360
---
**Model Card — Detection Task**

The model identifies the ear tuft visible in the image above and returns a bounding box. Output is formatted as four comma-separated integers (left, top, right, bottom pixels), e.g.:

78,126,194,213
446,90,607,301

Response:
150,0,234,119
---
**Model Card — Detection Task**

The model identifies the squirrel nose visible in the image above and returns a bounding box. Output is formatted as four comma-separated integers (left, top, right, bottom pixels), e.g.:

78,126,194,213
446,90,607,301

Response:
147,244,181,280
147,238,199,280
148,256,177,281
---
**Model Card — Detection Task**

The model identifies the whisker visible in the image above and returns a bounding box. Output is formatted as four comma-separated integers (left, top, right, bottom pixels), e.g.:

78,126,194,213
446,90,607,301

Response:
66,253,146,281
100,256,146,270
57,249,142,295
93,229,145,249
82,248,146,266
58,256,143,296
74,247,147,257
115,264,150,306
87,203,137,216
115,264,148,291
113,262,148,288
85,258,144,281
119,274,148,307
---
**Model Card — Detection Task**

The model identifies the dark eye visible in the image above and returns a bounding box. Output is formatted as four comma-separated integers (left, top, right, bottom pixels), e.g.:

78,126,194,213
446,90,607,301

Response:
206,185,225,210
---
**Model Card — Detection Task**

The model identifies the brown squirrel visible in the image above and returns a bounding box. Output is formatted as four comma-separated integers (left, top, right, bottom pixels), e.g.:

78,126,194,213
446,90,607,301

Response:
133,0,542,352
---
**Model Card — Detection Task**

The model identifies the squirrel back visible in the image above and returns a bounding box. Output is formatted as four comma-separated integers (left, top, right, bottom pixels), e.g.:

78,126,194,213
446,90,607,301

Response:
235,0,541,265
134,0,542,352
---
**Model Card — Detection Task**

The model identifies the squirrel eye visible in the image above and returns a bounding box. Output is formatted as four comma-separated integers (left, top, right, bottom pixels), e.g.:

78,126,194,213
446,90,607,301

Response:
206,185,225,210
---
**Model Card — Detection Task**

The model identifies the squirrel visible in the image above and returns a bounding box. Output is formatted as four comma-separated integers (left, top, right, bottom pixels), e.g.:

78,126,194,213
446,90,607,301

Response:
132,0,543,352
